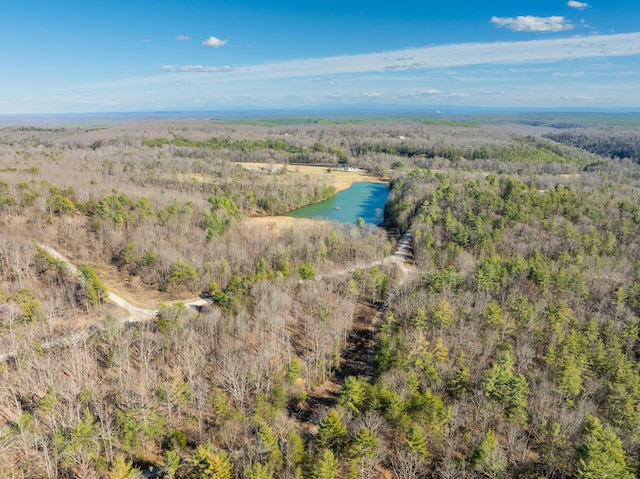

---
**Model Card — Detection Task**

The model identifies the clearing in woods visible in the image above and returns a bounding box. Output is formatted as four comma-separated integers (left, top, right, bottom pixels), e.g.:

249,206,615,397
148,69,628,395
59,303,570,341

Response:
238,162,384,193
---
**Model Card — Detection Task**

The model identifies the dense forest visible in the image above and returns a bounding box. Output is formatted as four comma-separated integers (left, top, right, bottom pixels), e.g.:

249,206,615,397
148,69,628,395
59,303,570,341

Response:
1,116,640,478
545,128,640,163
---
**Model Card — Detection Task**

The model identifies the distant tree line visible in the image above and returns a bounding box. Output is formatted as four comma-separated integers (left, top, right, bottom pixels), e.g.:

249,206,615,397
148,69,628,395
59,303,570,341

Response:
545,130,640,162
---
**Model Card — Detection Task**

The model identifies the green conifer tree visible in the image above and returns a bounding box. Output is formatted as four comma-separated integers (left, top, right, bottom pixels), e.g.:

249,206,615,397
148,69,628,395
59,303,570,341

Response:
107,455,141,479
188,444,232,479
244,462,274,479
338,376,368,413
349,427,379,458
405,424,429,458
311,449,340,479
258,422,284,473
576,415,633,479
315,410,348,453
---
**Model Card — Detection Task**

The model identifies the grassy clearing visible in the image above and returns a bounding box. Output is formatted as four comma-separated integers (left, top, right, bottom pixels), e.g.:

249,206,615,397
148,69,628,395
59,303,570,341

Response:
238,162,385,192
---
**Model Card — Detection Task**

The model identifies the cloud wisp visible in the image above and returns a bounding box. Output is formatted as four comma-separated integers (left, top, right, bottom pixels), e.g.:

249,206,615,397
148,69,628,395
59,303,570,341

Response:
568,1,591,10
176,35,191,41
75,31,640,103
161,65,233,73
202,36,228,48
490,15,574,32
160,32,640,81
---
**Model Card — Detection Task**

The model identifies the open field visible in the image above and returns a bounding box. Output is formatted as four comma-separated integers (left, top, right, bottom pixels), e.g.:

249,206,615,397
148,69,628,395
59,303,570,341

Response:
173,162,385,194
237,162,385,193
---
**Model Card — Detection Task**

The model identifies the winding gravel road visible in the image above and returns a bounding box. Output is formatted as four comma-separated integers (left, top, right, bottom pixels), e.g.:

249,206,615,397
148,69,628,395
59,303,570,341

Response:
39,245,159,324
1,245,188,362
1,234,413,363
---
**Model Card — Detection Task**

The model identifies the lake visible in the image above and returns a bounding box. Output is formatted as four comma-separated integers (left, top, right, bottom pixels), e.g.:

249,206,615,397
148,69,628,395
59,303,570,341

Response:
283,182,389,225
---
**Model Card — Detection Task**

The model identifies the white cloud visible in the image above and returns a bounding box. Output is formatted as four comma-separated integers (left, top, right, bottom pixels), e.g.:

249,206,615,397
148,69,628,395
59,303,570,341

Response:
580,18,597,32
406,89,468,99
411,89,444,95
490,16,574,32
95,32,640,85
176,35,191,41
568,1,590,10
385,62,425,71
563,95,595,101
161,65,233,73
202,36,228,48
552,71,586,77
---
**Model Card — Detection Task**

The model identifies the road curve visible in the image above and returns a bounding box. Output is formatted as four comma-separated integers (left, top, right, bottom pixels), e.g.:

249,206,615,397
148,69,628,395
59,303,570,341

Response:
1,233,414,363
1,245,190,363
39,245,158,324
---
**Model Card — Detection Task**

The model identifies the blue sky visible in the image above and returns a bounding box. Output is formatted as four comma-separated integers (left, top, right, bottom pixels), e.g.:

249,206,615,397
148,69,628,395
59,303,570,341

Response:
1,0,639,114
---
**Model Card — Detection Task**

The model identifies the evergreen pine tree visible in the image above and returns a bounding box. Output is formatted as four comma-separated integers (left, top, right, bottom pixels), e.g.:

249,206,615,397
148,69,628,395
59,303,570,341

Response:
349,427,379,458
405,424,429,458
188,444,232,479
244,462,274,479
576,415,633,479
258,422,284,473
315,410,348,453
106,455,141,479
311,449,340,479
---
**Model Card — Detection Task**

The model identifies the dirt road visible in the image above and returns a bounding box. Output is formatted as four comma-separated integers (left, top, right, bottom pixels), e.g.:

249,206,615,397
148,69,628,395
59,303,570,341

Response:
1,233,414,368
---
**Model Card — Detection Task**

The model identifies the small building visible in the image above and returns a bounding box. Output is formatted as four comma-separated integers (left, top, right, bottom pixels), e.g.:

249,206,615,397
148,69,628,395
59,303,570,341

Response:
335,162,360,172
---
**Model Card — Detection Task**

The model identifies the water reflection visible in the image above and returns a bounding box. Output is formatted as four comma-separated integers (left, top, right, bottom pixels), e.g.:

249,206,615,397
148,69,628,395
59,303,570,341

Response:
283,182,389,225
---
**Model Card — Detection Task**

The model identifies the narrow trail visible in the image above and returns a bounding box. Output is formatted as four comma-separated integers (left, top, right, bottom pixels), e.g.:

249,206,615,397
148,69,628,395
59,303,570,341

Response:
299,230,416,418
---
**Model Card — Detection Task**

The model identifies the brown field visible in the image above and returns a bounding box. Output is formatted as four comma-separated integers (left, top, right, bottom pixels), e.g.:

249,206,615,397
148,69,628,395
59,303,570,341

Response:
237,162,385,192
172,162,384,193
244,215,332,238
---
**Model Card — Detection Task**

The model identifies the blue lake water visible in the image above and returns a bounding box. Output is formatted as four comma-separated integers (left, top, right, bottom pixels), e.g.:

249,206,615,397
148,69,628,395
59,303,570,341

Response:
283,182,389,225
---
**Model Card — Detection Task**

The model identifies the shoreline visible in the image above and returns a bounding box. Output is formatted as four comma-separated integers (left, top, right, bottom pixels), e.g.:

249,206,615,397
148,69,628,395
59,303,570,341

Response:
241,162,387,226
